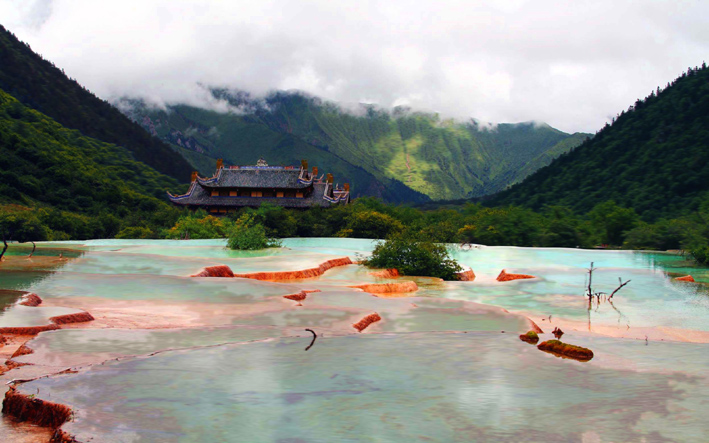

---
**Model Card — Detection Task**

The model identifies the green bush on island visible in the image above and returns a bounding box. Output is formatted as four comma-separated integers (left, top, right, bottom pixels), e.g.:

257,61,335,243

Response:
361,234,462,280
226,214,281,250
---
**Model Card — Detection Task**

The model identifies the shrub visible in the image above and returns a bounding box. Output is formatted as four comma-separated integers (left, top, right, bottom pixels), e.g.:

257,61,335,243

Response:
163,212,228,239
361,236,462,280
691,246,709,265
115,226,154,239
226,214,281,250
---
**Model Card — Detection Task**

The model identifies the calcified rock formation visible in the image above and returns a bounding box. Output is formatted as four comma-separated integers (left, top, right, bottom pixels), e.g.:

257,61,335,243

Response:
233,257,353,281
0,325,60,335
283,291,308,304
2,386,73,429
537,340,594,361
18,292,43,307
49,312,95,325
191,265,235,278
675,275,695,282
349,281,418,294
353,313,382,332
369,268,400,278
10,343,34,359
497,270,536,282
455,269,476,281
519,330,539,344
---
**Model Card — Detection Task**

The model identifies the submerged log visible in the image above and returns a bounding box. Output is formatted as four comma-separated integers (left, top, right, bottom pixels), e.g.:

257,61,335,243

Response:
349,281,418,294
675,275,695,282
234,257,353,281
353,313,382,332
537,340,594,361
18,292,43,307
519,330,539,344
191,265,235,278
497,270,536,282
2,386,73,429
49,312,95,325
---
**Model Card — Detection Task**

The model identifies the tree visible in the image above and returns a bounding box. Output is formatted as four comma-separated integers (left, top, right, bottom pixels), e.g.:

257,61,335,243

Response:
0,209,49,260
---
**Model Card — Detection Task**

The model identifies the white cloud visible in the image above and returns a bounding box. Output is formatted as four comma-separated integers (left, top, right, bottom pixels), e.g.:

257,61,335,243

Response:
2,0,708,133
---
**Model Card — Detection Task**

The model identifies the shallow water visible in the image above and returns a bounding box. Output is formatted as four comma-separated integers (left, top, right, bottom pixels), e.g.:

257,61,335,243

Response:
3,238,709,442
21,333,709,442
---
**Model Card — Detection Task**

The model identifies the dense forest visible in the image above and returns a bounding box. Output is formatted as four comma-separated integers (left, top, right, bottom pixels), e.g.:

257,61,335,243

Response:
0,25,193,181
0,88,183,241
121,91,587,202
490,63,709,221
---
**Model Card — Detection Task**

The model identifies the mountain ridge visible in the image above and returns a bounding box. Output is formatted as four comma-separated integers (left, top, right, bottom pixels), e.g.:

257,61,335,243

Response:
120,90,588,202
488,63,709,221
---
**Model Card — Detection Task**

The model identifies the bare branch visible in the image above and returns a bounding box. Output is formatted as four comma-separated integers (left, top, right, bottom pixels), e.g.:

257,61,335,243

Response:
609,278,631,300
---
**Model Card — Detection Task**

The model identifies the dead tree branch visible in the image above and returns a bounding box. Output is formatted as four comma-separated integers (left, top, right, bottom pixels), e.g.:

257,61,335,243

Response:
608,278,631,300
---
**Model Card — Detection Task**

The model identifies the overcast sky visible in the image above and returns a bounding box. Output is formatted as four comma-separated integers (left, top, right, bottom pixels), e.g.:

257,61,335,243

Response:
2,0,708,133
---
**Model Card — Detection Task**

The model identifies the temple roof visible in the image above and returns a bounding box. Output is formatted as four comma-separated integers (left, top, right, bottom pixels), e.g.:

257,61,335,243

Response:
168,182,348,208
197,167,312,189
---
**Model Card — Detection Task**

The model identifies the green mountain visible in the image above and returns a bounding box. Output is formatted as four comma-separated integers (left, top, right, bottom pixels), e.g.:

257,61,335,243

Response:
489,64,709,221
0,24,193,181
121,91,588,202
0,87,180,238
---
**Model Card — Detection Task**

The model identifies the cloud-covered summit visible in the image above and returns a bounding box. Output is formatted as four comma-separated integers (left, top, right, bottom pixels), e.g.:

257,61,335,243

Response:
2,0,708,133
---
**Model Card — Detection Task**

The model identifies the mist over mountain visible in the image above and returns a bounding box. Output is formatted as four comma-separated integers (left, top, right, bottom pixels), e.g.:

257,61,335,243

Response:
489,63,709,221
120,89,588,202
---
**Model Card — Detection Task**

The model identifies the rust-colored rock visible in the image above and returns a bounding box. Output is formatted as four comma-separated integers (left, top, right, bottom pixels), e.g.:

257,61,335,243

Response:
283,291,307,302
675,275,695,282
11,343,33,359
455,269,476,281
19,293,43,307
49,312,95,325
519,330,539,344
353,313,382,332
349,281,418,294
0,325,60,335
191,265,235,278
234,257,353,281
529,320,544,334
369,268,400,278
537,340,594,361
2,386,73,429
497,269,536,282
51,429,80,443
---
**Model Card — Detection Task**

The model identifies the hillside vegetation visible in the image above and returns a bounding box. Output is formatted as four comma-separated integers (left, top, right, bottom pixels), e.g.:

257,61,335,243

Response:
0,25,193,181
0,88,182,239
122,91,587,202
491,64,709,221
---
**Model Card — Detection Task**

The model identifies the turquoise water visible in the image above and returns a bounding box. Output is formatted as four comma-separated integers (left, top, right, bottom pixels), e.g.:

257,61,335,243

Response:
21,333,709,442
3,238,709,442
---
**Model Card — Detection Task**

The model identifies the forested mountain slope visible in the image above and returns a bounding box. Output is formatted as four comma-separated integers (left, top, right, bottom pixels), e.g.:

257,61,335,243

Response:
0,88,180,238
489,64,709,221
122,91,588,202
0,25,193,181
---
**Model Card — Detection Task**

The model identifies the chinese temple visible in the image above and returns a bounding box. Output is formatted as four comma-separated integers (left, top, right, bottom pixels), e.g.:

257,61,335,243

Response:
167,159,350,213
